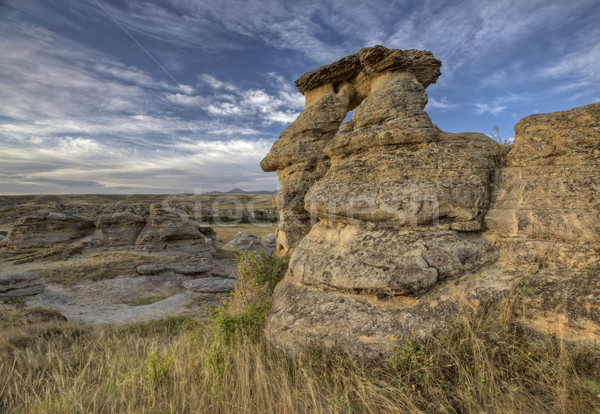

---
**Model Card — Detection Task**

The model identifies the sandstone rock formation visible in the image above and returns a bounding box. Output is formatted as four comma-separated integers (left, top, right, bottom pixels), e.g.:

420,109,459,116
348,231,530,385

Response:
1,211,94,250
261,46,600,358
486,103,600,269
260,233,277,251
91,212,146,247
0,271,45,298
136,204,214,253
222,232,273,255
261,46,442,256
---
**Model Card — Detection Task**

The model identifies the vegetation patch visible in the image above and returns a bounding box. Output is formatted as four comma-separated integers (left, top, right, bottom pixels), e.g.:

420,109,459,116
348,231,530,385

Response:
34,253,174,285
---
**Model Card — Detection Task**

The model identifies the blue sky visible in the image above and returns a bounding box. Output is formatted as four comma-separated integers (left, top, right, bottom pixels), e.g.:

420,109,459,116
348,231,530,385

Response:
0,0,598,194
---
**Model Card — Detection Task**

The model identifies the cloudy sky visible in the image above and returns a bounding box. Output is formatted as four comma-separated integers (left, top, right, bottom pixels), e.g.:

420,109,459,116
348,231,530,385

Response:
1,0,598,194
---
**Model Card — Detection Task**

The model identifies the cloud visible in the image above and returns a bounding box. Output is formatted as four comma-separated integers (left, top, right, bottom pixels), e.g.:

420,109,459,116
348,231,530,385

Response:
200,74,304,125
0,135,278,194
166,93,201,106
474,103,507,116
540,42,600,81
426,97,457,111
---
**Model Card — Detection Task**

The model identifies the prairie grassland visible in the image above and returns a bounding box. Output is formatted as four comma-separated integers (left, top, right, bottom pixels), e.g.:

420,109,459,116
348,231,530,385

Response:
1,253,599,413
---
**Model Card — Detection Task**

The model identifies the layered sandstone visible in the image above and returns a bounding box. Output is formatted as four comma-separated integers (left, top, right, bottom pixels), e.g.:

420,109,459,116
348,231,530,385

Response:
1,211,94,250
261,46,442,255
261,46,600,358
91,212,146,247
486,103,600,269
135,204,213,253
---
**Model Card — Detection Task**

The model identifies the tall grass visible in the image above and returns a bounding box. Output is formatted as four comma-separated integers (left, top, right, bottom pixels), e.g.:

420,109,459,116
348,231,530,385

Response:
1,254,599,413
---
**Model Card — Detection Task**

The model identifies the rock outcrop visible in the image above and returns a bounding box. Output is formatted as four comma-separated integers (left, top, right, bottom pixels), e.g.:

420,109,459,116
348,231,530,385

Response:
222,232,273,255
260,233,277,251
91,212,146,247
261,46,442,256
1,211,94,250
135,204,214,253
486,103,600,269
0,271,45,298
261,46,600,358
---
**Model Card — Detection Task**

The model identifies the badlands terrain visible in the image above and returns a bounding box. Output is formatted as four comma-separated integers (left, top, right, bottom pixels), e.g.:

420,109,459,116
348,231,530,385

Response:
0,193,277,324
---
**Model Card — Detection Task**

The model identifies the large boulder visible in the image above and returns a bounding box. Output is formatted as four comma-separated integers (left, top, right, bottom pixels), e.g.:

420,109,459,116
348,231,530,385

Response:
0,271,45,298
1,211,94,250
222,232,272,255
136,204,214,253
260,233,277,250
90,212,146,247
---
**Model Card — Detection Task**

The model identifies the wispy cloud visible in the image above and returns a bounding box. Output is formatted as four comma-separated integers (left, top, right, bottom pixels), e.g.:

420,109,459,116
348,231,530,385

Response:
426,97,457,111
474,103,507,116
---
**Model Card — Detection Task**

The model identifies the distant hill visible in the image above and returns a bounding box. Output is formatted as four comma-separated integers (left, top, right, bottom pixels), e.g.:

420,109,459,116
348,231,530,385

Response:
208,188,277,195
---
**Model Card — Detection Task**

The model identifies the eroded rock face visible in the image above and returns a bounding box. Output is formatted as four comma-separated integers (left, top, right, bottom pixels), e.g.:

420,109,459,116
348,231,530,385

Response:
261,46,600,358
1,211,94,250
261,46,442,256
486,102,600,269
91,212,146,247
135,204,213,253
222,232,273,255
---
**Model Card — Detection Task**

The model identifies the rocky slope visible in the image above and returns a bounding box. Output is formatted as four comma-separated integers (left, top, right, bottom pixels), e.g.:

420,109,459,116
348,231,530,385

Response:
262,45,600,358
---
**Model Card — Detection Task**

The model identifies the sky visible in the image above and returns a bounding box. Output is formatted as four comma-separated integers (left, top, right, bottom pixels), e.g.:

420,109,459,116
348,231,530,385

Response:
0,0,598,195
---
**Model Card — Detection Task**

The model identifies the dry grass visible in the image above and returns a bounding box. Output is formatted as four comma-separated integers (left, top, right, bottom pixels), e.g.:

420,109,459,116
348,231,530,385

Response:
1,305,598,413
1,254,599,413
33,253,175,285
6,245,84,264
